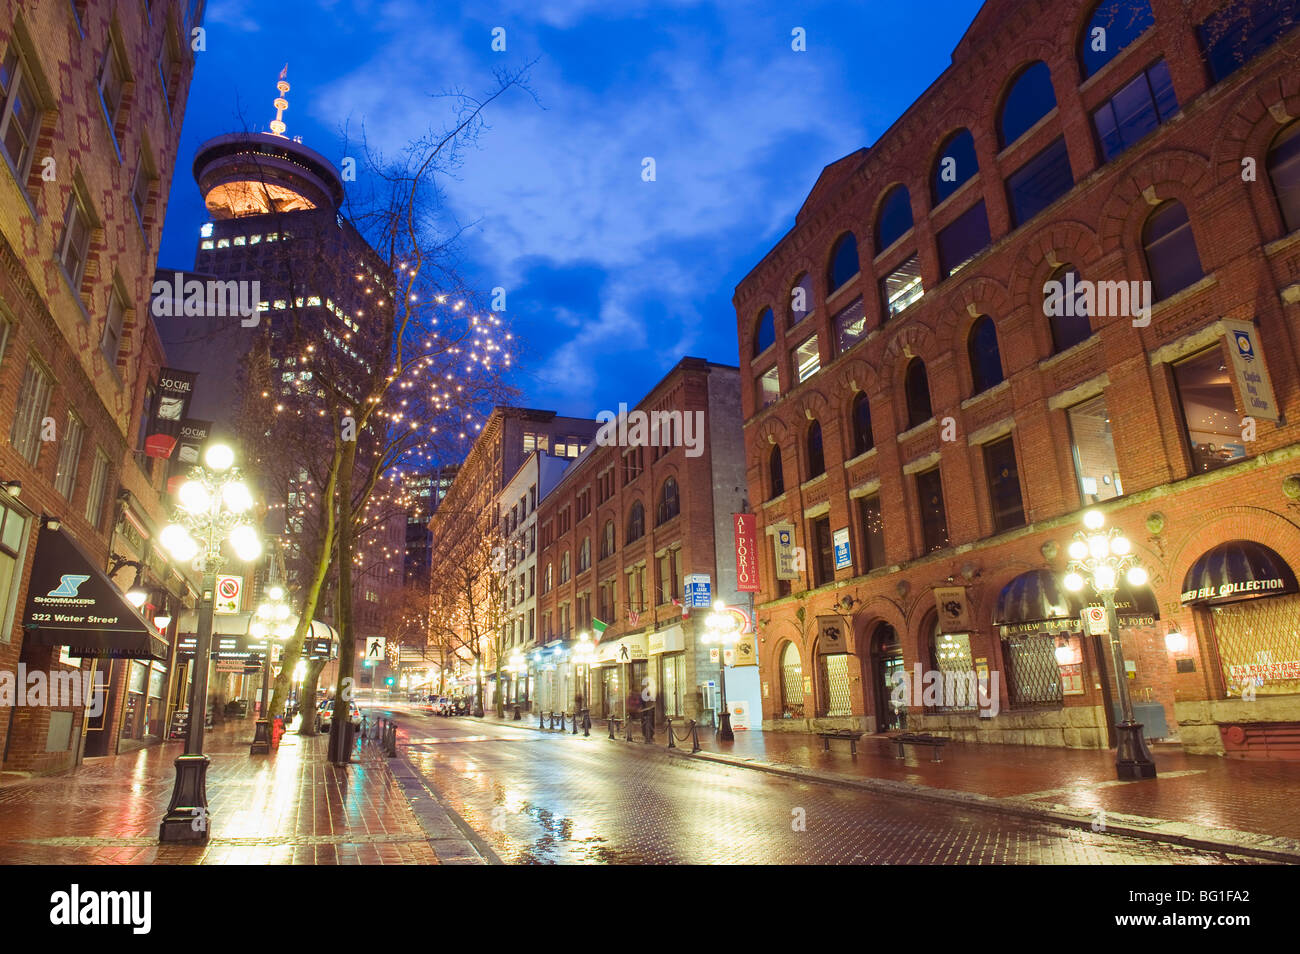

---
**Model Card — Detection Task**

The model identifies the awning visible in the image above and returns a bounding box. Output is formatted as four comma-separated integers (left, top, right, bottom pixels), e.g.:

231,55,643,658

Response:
178,614,338,659
1181,540,1299,605
20,525,168,660
993,569,1081,635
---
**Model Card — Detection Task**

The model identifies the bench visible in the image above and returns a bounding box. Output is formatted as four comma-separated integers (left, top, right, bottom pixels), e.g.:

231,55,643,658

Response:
817,730,865,756
889,732,950,762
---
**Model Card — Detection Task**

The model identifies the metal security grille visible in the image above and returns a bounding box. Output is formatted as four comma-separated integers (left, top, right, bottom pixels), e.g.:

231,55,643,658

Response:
1211,594,1300,697
928,631,977,712
819,653,852,717
780,645,805,718
1001,633,1063,708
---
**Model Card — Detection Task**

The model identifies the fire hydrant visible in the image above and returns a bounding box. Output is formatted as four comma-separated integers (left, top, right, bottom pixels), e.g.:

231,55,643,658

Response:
271,717,286,750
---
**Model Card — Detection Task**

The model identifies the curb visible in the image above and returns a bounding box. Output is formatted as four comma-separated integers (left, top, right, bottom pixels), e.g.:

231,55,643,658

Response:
389,753,502,865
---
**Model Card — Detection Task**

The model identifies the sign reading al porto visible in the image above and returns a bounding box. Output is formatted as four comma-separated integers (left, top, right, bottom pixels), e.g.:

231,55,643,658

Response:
1182,577,1291,604
733,513,760,593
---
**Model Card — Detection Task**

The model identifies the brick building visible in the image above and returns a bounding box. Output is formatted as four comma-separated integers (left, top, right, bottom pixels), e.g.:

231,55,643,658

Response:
533,358,750,725
734,0,1300,756
0,1,203,772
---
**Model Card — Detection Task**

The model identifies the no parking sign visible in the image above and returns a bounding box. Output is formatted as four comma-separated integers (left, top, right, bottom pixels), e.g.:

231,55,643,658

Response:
214,575,242,615
1083,605,1108,636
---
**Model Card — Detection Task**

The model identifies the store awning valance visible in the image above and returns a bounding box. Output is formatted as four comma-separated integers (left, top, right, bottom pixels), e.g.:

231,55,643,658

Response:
993,569,1081,634
1181,540,1299,605
20,525,168,660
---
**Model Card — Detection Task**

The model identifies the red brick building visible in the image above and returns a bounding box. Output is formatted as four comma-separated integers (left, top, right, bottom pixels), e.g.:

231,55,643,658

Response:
533,358,747,725
734,0,1300,756
0,1,202,773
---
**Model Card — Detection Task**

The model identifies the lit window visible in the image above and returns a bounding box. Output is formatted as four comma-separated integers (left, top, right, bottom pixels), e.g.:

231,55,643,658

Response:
233,235,246,246
1067,393,1122,504
833,296,867,354
756,365,779,409
881,255,923,318
791,334,820,383
200,240,214,250
216,238,230,249
1173,347,1244,474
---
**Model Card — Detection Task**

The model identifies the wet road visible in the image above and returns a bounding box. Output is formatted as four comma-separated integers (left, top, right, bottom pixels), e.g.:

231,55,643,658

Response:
379,705,1262,865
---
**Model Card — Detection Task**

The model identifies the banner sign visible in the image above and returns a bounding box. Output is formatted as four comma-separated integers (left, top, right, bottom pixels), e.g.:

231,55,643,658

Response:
732,513,761,592
1221,319,1280,423
933,585,971,633
166,418,212,493
833,527,852,571
144,368,197,458
685,573,712,608
773,524,799,581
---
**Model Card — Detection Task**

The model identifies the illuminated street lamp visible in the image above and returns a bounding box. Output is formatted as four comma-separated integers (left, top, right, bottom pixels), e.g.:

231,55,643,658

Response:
158,443,262,843
249,581,295,754
1063,509,1157,780
702,600,740,741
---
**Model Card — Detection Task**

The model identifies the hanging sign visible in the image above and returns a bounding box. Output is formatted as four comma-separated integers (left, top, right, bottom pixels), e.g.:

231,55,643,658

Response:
733,513,761,592
934,585,972,633
772,524,799,581
1221,319,1280,423
144,368,197,458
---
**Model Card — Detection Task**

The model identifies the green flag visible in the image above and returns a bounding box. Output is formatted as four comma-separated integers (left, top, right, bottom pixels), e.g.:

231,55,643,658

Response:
591,618,607,638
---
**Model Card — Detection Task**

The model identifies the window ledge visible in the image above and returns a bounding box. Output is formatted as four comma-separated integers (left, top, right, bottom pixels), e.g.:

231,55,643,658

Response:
995,106,1061,162
1264,229,1300,256
800,472,829,490
825,277,860,309
896,417,937,442
843,447,878,468
929,174,981,219
960,378,1010,410
873,231,914,264
763,490,789,508
1150,273,1218,317
1037,335,1098,371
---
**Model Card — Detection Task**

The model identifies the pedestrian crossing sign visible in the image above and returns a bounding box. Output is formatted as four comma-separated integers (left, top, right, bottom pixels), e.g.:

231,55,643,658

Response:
366,637,385,659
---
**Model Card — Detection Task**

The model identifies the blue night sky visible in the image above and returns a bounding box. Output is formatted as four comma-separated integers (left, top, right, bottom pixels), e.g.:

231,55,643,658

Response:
160,0,986,420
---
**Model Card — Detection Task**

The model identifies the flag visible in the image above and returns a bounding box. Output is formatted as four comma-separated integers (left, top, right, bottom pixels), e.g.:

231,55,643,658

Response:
591,619,607,639
671,597,689,620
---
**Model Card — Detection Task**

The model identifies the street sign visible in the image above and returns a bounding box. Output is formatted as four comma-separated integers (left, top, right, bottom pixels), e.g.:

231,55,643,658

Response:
214,575,242,615
365,636,386,660
1084,605,1109,636
833,527,851,570
685,574,711,607
709,647,720,663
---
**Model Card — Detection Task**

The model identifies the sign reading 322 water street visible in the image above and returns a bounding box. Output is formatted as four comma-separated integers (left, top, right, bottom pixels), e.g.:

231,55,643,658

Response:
1222,319,1279,423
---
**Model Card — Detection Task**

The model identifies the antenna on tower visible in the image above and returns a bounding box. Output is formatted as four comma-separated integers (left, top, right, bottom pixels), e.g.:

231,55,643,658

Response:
269,64,290,137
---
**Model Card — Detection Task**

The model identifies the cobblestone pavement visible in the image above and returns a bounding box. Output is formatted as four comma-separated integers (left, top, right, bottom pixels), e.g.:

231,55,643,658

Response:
0,721,437,865
391,708,1265,865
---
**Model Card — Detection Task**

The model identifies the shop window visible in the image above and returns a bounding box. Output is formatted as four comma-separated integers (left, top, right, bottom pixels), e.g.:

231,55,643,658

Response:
936,200,991,277
999,61,1057,147
984,435,1026,532
859,494,886,572
789,272,815,326
875,187,913,251
1267,120,1300,234
833,296,867,354
1173,347,1244,474
904,358,932,429
662,653,685,717
967,315,1004,395
1143,200,1203,301
851,392,874,456
752,307,775,357
1006,137,1074,226
1045,265,1092,352
756,365,779,409
1001,633,1065,708
881,255,923,318
1211,593,1300,697
827,232,859,293
818,652,852,717
1079,0,1156,79
1198,0,1299,84
916,467,949,554
932,128,978,205
1092,60,1178,161
768,446,784,499
929,625,976,711
791,333,820,383
779,642,804,718
1067,393,1123,504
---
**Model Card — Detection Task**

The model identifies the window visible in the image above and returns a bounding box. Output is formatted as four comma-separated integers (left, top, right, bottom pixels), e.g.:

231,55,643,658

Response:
769,446,784,499
1006,137,1074,226
85,449,109,528
756,365,779,409
58,196,93,291
1080,0,1155,78
131,158,155,228
851,393,874,456
159,35,181,113
1092,60,1178,161
1143,201,1203,300
984,436,1026,532
1045,265,1092,352
657,548,682,604
881,255,923,318
10,356,53,465
811,516,834,586
544,563,553,593
833,296,867,354
967,316,1004,395
904,358,932,429
1198,0,1299,84
626,501,645,543
0,47,41,183
578,537,591,573
875,188,912,252
560,551,571,583
932,128,979,205
859,494,886,572
1174,347,1243,474
656,477,679,525
1067,393,1122,504
0,497,28,638
999,61,1057,147
98,41,128,139
102,286,126,364
789,272,815,326
753,307,775,356
600,520,615,559
916,468,949,554
936,200,991,277
779,642,804,717
54,412,84,499
1267,121,1300,234
827,233,859,293
791,334,820,383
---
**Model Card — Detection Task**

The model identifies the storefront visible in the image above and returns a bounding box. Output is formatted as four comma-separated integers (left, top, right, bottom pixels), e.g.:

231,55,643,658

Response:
650,626,685,718
592,633,648,720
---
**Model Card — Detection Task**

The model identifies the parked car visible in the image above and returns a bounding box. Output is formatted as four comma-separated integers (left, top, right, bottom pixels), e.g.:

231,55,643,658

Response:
316,700,362,733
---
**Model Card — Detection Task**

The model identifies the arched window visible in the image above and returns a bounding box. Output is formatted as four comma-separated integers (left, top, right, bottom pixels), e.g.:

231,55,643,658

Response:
932,129,979,205
1268,120,1300,234
560,551,571,583
544,563,553,592
1043,265,1092,352
577,537,591,573
827,233,859,293
1143,201,1204,301
600,519,615,559
656,477,680,525
1079,0,1155,79
904,358,932,429
999,61,1057,147
779,642,805,718
789,272,815,326
626,501,644,543
769,446,785,499
807,420,825,478
875,186,913,251
752,307,775,357
851,392,874,457
967,316,1004,395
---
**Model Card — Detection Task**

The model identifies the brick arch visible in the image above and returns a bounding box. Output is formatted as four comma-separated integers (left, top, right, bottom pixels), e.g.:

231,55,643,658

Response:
881,319,939,371
1167,506,1300,595
1210,73,1300,238
1007,217,1103,313
934,274,1014,357
792,387,833,424
833,356,881,405
1095,148,1212,252
823,226,865,288
868,179,920,249
982,46,1071,139
850,598,909,658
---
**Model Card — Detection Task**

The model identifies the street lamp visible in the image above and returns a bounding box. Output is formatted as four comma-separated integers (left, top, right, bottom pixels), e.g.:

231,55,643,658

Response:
249,582,294,754
158,443,262,842
702,599,740,741
1063,509,1157,780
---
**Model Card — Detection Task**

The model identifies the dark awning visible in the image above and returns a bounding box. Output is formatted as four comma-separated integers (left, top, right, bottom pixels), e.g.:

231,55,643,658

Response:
993,569,1081,634
21,525,168,660
1088,578,1160,622
1181,540,1299,605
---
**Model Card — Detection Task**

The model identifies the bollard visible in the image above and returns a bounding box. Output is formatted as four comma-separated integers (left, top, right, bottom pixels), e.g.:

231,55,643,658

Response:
540,710,546,729
608,717,617,740
571,711,578,735
559,711,566,732
666,717,676,749
625,717,634,742
689,720,700,753
513,704,521,721
642,710,653,743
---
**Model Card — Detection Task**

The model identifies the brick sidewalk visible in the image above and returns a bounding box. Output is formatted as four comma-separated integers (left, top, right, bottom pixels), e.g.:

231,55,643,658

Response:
0,720,438,864
478,711,1300,861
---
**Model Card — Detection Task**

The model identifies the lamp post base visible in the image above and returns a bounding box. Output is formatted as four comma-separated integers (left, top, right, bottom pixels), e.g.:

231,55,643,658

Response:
718,711,734,742
1115,721,1157,780
159,753,212,843
249,719,271,754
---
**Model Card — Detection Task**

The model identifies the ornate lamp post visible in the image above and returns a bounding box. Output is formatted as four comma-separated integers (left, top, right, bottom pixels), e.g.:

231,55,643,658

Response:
249,583,294,754
702,600,740,741
158,444,262,842
1063,509,1157,781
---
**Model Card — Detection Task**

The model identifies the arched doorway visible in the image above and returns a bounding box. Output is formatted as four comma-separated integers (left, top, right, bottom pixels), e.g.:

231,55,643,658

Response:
778,642,804,720
871,623,906,731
